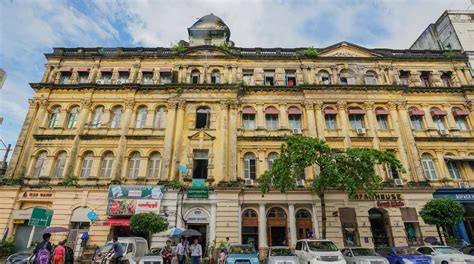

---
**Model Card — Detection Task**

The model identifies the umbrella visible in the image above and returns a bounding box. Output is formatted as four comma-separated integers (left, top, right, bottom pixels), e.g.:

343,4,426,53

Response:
42,227,70,233
159,227,185,237
180,229,202,237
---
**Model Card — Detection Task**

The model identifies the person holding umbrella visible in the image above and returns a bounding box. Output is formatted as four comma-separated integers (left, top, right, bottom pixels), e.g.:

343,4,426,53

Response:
189,238,202,264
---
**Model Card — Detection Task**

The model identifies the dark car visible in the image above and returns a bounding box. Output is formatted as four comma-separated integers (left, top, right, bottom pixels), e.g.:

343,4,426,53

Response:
460,245,474,256
6,247,34,264
376,247,433,264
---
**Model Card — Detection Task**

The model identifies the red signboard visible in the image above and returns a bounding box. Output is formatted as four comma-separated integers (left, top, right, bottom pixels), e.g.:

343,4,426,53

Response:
376,200,405,207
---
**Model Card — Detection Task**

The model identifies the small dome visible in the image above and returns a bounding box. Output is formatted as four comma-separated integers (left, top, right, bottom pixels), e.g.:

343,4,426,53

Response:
189,13,230,38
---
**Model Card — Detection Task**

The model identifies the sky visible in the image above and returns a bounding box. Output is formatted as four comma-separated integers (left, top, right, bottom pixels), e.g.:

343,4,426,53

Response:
0,0,472,160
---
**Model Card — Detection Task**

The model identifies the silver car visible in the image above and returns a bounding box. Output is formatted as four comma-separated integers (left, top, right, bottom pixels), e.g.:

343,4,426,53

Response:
267,246,299,264
341,248,389,264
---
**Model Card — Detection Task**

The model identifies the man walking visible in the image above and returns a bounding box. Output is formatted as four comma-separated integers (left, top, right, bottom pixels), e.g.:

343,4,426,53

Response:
189,239,202,264
28,233,53,264
176,238,187,264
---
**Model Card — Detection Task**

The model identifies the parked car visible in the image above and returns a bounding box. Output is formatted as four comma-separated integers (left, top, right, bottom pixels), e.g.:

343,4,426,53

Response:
417,246,474,264
226,244,259,264
94,237,149,264
266,246,299,264
341,247,389,264
139,254,164,264
376,247,433,264
295,239,346,264
460,246,474,256
5,247,34,264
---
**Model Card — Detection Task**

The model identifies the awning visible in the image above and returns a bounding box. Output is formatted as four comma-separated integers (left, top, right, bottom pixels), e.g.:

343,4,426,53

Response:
431,110,447,116
409,110,425,116
265,108,279,114
103,218,130,226
76,67,90,72
100,67,113,72
348,109,365,115
13,208,33,220
141,67,154,72
452,110,470,116
288,108,302,114
59,67,72,72
444,156,474,161
118,68,130,72
376,109,389,115
159,68,173,72
242,107,256,114
324,109,338,115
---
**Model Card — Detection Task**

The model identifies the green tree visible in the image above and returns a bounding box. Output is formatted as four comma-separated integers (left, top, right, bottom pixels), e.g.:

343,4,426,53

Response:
130,213,169,244
420,197,465,245
259,135,404,239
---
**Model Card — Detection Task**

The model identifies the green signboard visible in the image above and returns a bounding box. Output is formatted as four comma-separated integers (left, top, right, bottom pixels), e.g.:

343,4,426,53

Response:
192,179,206,188
28,208,53,227
187,187,209,199
108,185,163,199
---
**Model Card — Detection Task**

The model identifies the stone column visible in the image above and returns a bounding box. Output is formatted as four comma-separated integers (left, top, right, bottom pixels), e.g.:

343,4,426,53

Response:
337,101,351,149
230,64,237,84
210,203,217,244
258,203,268,248
113,98,135,180
41,65,53,83
443,104,457,129
305,102,317,138
309,66,316,85
279,103,288,129
256,103,265,129
170,101,186,180
388,102,412,181
330,65,339,84
228,101,238,181
288,204,297,248
314,101,325,140
421,104,435,129
220,102,229,180
301,66,309,84
465,101,474,129
181,66,188,83
312,204,320,239
364,101,380,149
161,101,178,181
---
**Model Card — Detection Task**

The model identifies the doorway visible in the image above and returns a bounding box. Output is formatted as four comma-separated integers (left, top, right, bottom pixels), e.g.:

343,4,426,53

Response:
270,227,287,246
241,209,259,250
369,208,393,247
296,209,313,240
267,207,287,246
187,224,208,249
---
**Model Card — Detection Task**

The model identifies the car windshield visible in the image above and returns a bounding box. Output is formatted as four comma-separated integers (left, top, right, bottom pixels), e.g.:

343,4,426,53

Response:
270,248,295,256
433,247,460,255
230,245,256,254
307,241,338,252
352,248,378,256
396,248,421,255
99,242,127,253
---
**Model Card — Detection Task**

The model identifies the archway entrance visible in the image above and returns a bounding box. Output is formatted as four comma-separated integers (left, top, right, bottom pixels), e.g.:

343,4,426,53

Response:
296,209,313,239
368,208,393,247
267,207,287,246
185,208,209,248
241,209,259,250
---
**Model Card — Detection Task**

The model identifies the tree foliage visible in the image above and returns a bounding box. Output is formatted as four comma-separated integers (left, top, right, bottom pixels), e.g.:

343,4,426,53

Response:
420,197,465,226
130,213,169,237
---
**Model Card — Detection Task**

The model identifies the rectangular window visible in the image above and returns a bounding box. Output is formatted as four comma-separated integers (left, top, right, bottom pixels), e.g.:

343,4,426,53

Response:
400,208,422,246
339,208,360,246
432,116,445,130
377,115,389,130
118,72,129,83
243,114,256,130
101,72,112,84
288,114,302,129
60,72,72,84
264,70,275,86
410,116,424,130
101,159,113,178
285,70,296,86
148,158,161,178
446,161,461,180
196,110,210,129
243,70,254,85
78,72,89,83
80,160,93,178
143,72,153,84
266,114,279,130
420,72,431,87
455,116,469,131
325,114,337,129
193,150,208,179
160,72,172,84
349,115,365,129
244,159,257,180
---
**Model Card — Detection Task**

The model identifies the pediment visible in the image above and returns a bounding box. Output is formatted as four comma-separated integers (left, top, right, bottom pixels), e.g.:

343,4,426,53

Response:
188,130,215,141
319,42,382,58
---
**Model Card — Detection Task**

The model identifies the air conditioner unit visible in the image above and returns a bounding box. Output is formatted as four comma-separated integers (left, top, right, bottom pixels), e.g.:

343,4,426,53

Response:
96,79,104,84
297,179,305,187
356,128,366,135
244,179,254,186
292,128,302,135
459,182,469,188
394,178,404,187
438,129,450,136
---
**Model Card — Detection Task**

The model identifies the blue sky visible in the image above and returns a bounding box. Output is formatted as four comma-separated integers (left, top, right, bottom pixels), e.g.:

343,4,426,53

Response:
0,0,472,160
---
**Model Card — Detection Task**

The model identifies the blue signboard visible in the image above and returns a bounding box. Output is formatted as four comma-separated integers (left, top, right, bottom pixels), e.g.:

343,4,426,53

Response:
433,188,474,202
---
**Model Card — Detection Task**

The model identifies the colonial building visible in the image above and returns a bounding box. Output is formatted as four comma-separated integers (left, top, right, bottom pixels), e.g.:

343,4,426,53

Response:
2,14,474,255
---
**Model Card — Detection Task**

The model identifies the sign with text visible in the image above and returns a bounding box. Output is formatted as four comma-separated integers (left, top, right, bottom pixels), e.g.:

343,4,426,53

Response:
135,199,161,214
376,200,405,207
108,185,163,199
351,193,404,201
187,187,209,199
192,179,206,188
186,208,209,223
108,199,136,216
28,208,53,227
107,185,163,216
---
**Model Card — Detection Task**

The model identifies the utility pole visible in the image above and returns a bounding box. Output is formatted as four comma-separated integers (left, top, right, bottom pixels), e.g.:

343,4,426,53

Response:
0,139,11,176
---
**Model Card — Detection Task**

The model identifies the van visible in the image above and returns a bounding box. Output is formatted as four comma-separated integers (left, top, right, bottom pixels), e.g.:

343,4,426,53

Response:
94,237,149,264
295,239,346,264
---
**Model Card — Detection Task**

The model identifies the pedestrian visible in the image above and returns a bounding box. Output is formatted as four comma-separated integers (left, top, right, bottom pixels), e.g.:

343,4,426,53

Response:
161,239,174,264
189,239,202,264
107,237,124,264
218,249,226,264
28,233,53,264
226,237,231,251
52,240,66,264
176,238,187,264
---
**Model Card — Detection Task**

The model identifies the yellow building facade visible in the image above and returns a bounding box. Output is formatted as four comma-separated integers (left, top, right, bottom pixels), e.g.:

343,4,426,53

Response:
3,14,474,254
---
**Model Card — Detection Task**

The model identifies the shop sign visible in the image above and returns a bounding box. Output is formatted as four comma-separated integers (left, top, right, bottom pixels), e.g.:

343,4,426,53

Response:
28,208,53,227
187,187,209,199
192,179,206,187
135,199,161,214
108,185,163,199
22,192,53,198
454,194,474,201
376,201,405,207
108,199,136,216
352,193,403,201
13,219,25,224
186,208,209,223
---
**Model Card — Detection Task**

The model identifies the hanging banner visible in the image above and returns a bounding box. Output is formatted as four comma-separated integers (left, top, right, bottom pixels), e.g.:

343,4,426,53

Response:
108,199,136,216
135,199,161,214
107,185,163,216
108,185,163,199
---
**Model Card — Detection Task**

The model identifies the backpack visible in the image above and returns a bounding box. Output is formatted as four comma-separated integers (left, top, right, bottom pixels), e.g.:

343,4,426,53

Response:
36,242,51,264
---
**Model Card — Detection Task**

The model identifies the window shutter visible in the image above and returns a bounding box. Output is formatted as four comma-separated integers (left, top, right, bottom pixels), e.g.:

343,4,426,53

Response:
400,207,418,222
339,208,357,224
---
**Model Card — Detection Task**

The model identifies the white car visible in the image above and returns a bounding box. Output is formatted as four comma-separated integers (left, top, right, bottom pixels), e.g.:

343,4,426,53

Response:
341,247,389,264
266,246,299,264
295,239,346,264
416,246,474,264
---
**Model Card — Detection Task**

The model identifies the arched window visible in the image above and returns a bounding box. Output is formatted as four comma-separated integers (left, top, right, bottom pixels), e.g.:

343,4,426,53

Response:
211,70,220,84
100,152,114,178
265,107,279,130
242,107,256,130
288,107,302,130
80,152,94,178
267,207,287,218
318,70,331,84
364,71,378,85
66,106,79,129
242,209,258,218
53,151,67,178
430,108,447,130
267,152,279,170
48,106,61,128
135,106,148,128
452,107,469,131
196,107,210,129
324,107,337,129
110,106,123,129
191,69,200,84
91,106,104,128
421,154,437,180
296,209,311,219
339,69,356,85
128,152,141,178
348,108,365,129
243,153,257,180
445,154,462,180
154,107,166,129
376,108,389,130
409,107,425,130
148,152,162,178
33,151,48,178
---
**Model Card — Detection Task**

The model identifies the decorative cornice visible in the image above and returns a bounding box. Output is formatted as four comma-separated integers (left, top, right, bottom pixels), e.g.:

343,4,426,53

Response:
387,101,397,111
364,101,375,110
336,101,347,110
124,98,135,109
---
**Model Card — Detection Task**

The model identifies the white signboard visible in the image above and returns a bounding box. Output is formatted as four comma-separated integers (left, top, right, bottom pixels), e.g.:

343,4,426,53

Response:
186,208,209,223
135,199,161,214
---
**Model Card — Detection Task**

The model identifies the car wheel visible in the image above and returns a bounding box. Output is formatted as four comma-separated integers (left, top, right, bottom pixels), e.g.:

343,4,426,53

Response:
442,261,448,264
470,249,474,256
